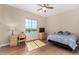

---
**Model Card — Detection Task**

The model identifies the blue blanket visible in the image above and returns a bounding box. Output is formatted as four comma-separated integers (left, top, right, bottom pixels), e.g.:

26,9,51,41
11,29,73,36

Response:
47,34,78,50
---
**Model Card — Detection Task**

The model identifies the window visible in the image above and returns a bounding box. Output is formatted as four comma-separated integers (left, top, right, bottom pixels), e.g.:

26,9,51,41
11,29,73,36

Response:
25,19,37,33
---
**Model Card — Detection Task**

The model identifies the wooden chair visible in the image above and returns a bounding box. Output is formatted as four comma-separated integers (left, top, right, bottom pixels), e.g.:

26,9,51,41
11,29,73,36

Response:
18,32,26,45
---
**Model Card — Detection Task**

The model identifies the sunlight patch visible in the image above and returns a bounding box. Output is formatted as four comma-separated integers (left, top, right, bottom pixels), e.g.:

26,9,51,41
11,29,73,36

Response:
26,40,46,51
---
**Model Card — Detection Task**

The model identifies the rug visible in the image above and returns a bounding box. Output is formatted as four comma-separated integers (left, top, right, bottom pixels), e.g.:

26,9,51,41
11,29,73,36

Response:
26,40,46,51
34,40,46,47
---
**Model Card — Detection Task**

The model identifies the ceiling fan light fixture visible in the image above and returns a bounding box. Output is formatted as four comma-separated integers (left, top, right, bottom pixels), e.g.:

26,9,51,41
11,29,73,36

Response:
37,4,54,13
42,7,46,11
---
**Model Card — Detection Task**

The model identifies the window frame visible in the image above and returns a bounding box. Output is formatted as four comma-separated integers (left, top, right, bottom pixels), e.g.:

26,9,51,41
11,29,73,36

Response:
25,18,38,33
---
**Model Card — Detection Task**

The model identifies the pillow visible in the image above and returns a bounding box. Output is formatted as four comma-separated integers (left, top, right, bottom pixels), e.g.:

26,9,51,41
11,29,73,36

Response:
57,31,63,35
63,31,71,35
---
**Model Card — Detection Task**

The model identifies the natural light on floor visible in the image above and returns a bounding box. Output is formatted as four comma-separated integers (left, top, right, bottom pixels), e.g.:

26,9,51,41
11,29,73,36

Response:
26,40,46,51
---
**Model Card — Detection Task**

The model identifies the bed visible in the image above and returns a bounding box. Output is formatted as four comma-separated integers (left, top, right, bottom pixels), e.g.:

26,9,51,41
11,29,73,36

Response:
47,31,79,50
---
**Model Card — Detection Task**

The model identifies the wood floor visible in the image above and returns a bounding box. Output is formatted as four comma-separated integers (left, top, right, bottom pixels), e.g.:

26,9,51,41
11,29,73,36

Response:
0,40,79,55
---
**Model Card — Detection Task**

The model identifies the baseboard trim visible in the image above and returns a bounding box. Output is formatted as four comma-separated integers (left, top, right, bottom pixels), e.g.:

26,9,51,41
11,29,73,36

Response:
0,43,10,48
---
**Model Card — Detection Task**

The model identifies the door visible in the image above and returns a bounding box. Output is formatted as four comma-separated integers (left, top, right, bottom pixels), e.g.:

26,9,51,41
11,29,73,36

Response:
25,18,38,41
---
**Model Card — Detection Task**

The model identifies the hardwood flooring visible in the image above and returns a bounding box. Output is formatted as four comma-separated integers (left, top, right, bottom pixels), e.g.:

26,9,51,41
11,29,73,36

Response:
0,40,79,55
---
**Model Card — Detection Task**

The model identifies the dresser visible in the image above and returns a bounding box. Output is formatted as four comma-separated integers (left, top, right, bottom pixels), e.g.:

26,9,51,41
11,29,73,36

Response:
39,32,47,40
10,34,18,47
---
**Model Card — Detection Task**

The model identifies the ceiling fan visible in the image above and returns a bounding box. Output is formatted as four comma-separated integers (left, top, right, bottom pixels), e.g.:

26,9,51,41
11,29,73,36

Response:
37,4,54,12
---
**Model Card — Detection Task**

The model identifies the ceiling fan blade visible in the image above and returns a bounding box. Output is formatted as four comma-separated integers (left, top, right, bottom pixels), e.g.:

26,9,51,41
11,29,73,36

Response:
37,8,42,11
46,7,54,9
44,4,48,7
37,4,44,7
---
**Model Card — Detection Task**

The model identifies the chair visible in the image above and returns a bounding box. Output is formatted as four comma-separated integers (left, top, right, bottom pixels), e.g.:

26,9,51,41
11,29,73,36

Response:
18,32,26,45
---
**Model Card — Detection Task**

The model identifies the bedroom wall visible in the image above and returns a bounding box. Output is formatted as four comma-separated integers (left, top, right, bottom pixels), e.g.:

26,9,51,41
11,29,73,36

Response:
0,5,10,46
46,8,79,36
0,5,46,47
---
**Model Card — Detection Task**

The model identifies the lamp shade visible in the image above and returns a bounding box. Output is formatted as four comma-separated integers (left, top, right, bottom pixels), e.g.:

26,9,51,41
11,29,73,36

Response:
8,24,16,31
8,24,16,35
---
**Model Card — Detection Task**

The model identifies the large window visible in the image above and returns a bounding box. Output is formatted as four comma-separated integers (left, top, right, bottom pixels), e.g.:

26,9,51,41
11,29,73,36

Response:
25,19,37,33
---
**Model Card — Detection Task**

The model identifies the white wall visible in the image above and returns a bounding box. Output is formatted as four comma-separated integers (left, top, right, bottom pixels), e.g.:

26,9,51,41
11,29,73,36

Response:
0,5,10,46
46,8,79,35
0,5,46,46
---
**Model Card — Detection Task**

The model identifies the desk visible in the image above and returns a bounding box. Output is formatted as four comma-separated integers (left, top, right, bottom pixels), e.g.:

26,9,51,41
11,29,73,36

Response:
10,33,26,47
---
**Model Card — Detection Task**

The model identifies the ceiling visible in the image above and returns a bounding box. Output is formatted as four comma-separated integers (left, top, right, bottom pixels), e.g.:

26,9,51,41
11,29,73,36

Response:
8,4,79,17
